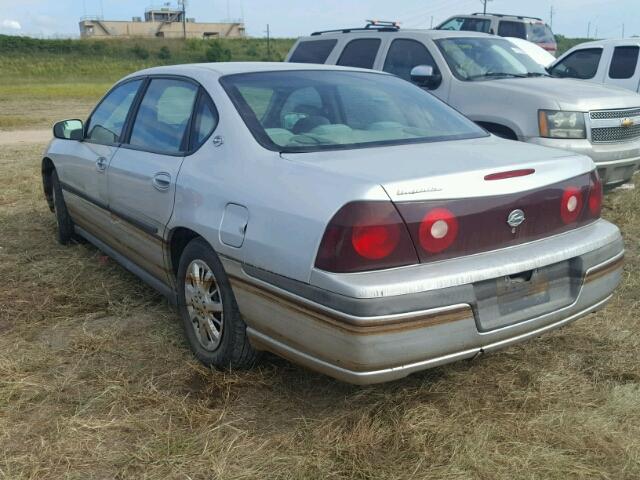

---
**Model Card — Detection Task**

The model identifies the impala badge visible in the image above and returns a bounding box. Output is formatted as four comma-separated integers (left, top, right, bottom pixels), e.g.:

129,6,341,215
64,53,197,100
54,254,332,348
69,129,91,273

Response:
621,118,635,128
507,209,525,233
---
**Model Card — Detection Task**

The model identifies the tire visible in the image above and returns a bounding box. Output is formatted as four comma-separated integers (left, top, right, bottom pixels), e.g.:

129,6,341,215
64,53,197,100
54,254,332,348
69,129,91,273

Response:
51,170,74,245
176,238,258,369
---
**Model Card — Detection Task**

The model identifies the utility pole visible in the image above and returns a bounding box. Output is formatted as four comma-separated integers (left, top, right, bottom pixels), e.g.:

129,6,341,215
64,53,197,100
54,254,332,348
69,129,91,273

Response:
622,23,625,38
587,21,590,39
266,24,271,60
181,0,186,39
430,16,434,28
549,6,554,29
480,0,492,15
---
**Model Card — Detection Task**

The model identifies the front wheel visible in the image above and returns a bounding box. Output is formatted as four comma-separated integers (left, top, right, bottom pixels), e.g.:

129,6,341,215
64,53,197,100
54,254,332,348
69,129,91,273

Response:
51,170,74,245
176,238,258,369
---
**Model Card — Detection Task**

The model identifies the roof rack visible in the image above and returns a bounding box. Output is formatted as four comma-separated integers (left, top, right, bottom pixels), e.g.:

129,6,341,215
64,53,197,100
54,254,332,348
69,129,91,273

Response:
311,19,400,36
471,12,543,21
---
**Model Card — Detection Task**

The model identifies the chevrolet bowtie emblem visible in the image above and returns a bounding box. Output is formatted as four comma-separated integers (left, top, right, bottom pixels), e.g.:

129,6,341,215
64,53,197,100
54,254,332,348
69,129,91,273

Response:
621,118,635,128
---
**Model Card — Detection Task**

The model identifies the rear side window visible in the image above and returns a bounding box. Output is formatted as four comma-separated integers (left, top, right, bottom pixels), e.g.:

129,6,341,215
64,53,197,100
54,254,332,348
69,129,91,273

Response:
129,78,198,154
289,40,337,64
383,39,439,82
189,94,219,150
549,48,603,79
498,21,526,39
337,38,381,69
439,17,491,33
609,46,640,79
527,23,555,43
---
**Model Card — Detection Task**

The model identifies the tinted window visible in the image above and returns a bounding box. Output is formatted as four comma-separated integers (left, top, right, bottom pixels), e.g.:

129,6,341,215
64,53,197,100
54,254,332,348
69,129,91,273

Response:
438,17,491,33
129,79,198,154
190,94,219,150
498,21,526,39
383,39,439,82
549,48,603,79
609,46,639,79
220,70,486,153
337,38,381,69
527,23,555,43
289,40,337,64
86,80,142,145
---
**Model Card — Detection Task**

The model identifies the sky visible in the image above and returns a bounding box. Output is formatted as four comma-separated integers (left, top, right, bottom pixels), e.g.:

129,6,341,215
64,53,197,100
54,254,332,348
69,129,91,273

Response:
0,0,637,39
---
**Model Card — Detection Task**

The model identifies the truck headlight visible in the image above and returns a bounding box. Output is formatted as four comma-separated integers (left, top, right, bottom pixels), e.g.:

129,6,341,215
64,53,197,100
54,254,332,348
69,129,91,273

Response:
538,110,586,139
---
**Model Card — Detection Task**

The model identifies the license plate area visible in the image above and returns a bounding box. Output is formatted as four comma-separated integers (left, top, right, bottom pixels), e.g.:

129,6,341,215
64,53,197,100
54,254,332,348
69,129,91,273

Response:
474,260,580,332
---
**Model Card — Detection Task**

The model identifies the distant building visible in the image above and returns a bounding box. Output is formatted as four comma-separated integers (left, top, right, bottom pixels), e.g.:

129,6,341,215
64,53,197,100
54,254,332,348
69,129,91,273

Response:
79,6,245,39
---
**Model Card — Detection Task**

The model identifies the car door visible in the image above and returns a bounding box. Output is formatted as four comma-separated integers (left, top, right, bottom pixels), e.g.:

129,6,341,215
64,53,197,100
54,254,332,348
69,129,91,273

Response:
57,79,143,240
381,37,449,101
106,77,199,283
605,45,640,91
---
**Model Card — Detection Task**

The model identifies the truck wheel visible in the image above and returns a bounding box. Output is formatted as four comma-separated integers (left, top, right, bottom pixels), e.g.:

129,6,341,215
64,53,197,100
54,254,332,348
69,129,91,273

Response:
51,170,74,245
177,238,258,369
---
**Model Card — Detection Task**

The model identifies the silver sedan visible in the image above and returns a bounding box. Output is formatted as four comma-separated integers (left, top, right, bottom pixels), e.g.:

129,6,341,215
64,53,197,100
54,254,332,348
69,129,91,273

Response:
42,63,624,384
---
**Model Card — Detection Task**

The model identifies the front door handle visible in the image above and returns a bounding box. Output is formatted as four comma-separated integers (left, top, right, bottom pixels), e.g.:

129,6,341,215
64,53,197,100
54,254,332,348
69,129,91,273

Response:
95,156,107,172
152,172,171,191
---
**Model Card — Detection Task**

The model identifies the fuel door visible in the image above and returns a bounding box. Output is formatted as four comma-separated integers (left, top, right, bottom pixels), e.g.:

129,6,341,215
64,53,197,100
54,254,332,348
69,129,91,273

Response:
220,203,249,248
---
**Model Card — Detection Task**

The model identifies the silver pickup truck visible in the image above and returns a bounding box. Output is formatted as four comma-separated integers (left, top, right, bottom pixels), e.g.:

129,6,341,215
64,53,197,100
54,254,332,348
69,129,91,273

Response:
287,25,640,187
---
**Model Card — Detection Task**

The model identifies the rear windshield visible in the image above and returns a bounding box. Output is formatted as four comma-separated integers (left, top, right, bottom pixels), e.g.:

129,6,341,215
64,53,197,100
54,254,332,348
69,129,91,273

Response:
220,70,486,153
289,40,337,64
438,17,491,33
527,23,555,44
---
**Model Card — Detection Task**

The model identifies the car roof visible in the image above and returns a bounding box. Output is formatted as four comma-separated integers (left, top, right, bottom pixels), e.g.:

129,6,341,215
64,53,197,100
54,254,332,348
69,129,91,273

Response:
440,13,545,23
301,29,492,40
124,61,386,80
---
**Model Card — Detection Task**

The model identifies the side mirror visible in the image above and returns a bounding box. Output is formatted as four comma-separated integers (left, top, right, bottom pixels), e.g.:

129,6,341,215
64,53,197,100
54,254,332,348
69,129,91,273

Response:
53,119,84,141
410,65,442,90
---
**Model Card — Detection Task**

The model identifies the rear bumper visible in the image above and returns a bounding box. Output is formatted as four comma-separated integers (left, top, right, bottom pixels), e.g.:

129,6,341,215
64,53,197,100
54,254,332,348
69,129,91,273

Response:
526,137,640,186
226,220,624,384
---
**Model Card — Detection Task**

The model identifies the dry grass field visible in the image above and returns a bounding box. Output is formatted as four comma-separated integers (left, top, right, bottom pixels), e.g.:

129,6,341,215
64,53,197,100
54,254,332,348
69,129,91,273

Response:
0,136,639,479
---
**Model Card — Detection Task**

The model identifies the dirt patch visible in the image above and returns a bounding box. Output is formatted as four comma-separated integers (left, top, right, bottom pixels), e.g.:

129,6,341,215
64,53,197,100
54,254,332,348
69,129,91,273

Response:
0,129,51,146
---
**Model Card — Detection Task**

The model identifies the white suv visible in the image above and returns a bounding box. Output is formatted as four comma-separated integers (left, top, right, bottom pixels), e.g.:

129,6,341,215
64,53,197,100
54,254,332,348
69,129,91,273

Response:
436,13,557,56
287,25,640,187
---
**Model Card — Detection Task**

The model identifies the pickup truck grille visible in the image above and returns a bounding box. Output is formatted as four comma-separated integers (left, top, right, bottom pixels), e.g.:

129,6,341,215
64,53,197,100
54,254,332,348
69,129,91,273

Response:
590,108,640,144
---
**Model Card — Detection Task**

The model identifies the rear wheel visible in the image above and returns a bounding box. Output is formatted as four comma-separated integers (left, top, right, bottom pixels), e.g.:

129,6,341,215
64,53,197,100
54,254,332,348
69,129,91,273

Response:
176,238,258,369
51,170,74,245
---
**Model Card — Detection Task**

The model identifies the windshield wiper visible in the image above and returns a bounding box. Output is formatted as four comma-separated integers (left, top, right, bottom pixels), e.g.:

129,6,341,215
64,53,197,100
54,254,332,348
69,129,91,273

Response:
467,72,528,80
524,72,550,77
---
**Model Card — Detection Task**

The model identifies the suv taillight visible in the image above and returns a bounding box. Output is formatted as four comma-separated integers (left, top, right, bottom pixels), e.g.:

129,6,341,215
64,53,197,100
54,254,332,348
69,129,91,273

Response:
315,201,418,273
587,171,603,218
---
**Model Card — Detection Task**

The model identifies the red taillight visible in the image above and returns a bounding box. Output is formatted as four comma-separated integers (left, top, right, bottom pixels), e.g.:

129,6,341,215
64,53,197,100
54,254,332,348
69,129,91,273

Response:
560,186,583,224
418,208,459,253
315,201,418,273
588,173,603,217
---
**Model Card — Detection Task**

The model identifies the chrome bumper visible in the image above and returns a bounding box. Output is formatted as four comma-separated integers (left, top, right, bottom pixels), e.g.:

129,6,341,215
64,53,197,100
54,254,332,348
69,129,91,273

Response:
526,137,640,186
225,220,624,384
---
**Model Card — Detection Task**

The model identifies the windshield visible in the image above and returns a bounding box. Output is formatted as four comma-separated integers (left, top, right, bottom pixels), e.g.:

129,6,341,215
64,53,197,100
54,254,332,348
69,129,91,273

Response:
436,37,548,81
220,70,486,153
527,23,555,44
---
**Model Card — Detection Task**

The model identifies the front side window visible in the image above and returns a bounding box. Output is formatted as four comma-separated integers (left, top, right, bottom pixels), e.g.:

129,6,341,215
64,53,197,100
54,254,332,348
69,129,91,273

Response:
220,70,486,153
289,40,337,64
438,17,491,33
549,48,603,80
190,94,219,150
609,46,639,79
129,78,198,154
337,38,381,69
436,37,547,81
498,21,526,39
383,39,439,82
86,79,142,145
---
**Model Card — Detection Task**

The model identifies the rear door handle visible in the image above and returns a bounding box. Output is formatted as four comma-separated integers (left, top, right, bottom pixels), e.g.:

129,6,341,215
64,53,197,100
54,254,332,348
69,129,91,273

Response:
152,172,171,191
95,156,107,172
